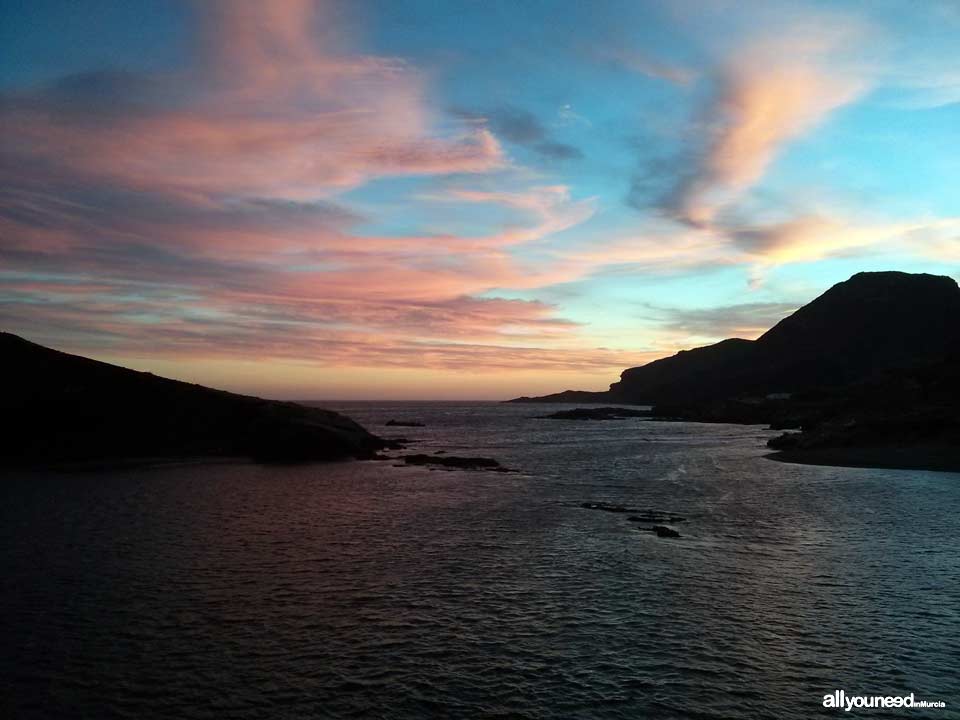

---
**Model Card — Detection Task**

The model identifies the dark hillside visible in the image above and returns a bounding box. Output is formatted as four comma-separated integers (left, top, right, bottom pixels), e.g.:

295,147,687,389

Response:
1,333,385,465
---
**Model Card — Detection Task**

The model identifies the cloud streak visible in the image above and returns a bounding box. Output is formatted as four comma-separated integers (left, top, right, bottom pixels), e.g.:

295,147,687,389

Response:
0,1,503,201
0,0,635,382
664,25,868,226
596,47,696,85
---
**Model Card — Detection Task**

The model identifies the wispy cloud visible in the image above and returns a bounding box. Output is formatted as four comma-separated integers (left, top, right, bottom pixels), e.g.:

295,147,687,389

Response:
0,0,632,380
666,25,869,226
595,47,696,85
0,1,503,200
454,106,582,161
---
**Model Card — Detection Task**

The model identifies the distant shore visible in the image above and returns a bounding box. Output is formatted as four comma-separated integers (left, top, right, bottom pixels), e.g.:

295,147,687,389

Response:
766,446,960,474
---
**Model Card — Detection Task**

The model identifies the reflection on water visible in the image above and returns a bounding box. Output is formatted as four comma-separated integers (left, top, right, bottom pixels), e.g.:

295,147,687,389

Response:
2,402,958,718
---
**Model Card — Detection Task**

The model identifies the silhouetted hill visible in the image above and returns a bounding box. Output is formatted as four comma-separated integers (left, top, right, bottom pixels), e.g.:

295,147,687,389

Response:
515,272,960,405
509,271,960,471
0,333,386,466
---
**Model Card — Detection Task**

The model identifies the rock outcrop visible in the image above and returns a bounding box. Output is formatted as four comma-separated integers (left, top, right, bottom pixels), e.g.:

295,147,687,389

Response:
641,525,681,538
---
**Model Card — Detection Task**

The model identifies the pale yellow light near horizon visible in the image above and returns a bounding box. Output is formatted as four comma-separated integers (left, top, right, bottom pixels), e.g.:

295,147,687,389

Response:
102,355,625,401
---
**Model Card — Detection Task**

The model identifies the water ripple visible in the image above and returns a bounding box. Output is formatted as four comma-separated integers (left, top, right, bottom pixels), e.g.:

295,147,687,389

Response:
2,401,958,718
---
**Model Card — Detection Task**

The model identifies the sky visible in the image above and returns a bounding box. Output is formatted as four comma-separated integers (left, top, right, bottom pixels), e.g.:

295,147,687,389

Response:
1,0,958,400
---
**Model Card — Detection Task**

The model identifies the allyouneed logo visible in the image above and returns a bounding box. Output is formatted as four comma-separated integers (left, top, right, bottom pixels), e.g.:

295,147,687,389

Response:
823,690,946,711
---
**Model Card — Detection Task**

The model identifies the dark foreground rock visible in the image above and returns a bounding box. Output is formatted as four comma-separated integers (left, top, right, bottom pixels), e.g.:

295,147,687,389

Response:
1,332,387,466
386,419,425,427
536,407,651,421
580,502,686,537
638,525,681,538
401,454,512,471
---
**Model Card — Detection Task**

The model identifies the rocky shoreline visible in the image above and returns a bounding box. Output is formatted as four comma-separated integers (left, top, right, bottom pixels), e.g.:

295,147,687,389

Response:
767,446,960,474
510,272,960,474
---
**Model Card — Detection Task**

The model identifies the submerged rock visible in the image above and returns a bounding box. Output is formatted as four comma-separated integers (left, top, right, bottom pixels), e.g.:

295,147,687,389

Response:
386,419,425,427
626,513,686,523
580,502,636,513
638,525,681,538
580,502,684,522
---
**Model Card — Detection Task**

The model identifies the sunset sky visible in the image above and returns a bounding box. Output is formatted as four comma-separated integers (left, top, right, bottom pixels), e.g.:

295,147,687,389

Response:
2,0,958,399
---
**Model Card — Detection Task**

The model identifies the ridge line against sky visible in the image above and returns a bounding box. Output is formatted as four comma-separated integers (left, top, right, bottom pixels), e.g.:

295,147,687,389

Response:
1,0,958,399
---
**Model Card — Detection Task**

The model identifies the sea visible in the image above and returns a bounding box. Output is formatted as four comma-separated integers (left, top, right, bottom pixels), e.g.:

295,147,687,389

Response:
2,401,958,719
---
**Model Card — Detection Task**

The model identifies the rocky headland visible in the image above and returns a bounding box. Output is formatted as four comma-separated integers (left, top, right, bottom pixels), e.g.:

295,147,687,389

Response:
511,272,960,472
1,332,388,466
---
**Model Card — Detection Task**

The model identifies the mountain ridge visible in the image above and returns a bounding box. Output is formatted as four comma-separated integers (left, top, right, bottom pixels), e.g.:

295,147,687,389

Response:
514,271,960,405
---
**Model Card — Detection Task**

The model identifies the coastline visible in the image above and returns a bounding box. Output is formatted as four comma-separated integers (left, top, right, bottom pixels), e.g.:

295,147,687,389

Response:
766,446,960,474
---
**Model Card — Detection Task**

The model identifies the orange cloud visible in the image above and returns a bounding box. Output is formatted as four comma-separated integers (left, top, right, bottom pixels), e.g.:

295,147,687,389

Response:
733,215,891,264
726,213,960,286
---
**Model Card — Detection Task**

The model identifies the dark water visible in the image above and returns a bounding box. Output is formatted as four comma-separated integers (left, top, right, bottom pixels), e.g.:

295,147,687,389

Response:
2,402,958,719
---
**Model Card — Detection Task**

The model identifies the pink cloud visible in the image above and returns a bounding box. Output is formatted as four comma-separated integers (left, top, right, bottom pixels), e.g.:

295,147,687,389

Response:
1,1,502,201
0,1,664,386
0,283,626,374
670,26,868,226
